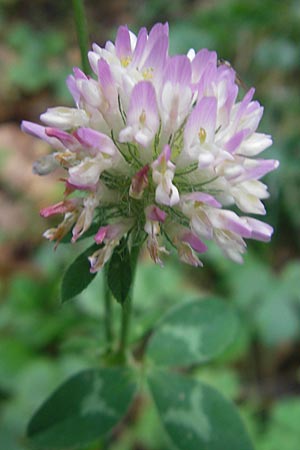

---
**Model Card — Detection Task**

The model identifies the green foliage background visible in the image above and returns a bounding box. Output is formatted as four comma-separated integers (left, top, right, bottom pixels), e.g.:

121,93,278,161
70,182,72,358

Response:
0,0,300,449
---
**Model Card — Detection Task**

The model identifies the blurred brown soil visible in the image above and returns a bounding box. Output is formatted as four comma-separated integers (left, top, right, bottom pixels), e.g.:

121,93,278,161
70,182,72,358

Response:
0,123,63,278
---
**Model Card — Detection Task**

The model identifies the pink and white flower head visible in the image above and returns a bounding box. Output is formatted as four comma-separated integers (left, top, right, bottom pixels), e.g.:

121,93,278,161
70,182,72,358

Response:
21,23,278,271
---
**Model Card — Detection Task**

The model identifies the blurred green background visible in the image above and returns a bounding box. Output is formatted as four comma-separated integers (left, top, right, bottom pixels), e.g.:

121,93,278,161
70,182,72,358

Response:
0,0,300,449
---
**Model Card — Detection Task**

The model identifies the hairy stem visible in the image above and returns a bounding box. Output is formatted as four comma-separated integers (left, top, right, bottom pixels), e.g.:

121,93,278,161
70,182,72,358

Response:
118,293,132,361
117,246,140,362
103,267,114,350
72,0,91,74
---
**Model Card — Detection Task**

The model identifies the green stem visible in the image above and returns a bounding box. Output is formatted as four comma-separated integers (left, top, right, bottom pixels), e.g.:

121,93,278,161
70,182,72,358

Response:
103,268,114,350
117,246,140,362
72,0,91,74
118,292,133,361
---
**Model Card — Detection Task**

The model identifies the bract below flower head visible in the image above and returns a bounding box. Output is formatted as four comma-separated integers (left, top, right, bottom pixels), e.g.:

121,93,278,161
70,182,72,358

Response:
21,23,279,272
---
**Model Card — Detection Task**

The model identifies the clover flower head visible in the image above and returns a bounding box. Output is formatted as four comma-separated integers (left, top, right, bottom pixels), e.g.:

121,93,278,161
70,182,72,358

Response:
22,23,278,270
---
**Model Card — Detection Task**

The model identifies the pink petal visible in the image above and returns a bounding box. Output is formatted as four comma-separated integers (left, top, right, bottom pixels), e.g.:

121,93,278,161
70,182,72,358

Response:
245,217,274,242
159,144,171,162
94,226,109,244
115,25,132,60
236,159,279,182
128,80,158,121
64,179,98,193
191,49,217,83
196,63,217,97
21,121,65,150
97,221,133,245
183,192,221,208
73,67,88,80
145,23,169,61
66,75,80,105
234,87,256,125
97,58,116,101
75,128,116,156
45,127,79,149
225,129,250,153
142,34,169,74
132,23,169,71
209,210,252,238
130,165,149,198
148,22,169,41
40,199,78,218
131,27,148,65
185,96,217,143
181,231,207,253
146,205,167,222
164,55,191,85
121,80,159,146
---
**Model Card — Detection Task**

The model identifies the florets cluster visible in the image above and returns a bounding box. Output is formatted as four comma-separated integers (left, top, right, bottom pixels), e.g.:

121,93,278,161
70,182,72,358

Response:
22,23,278,270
